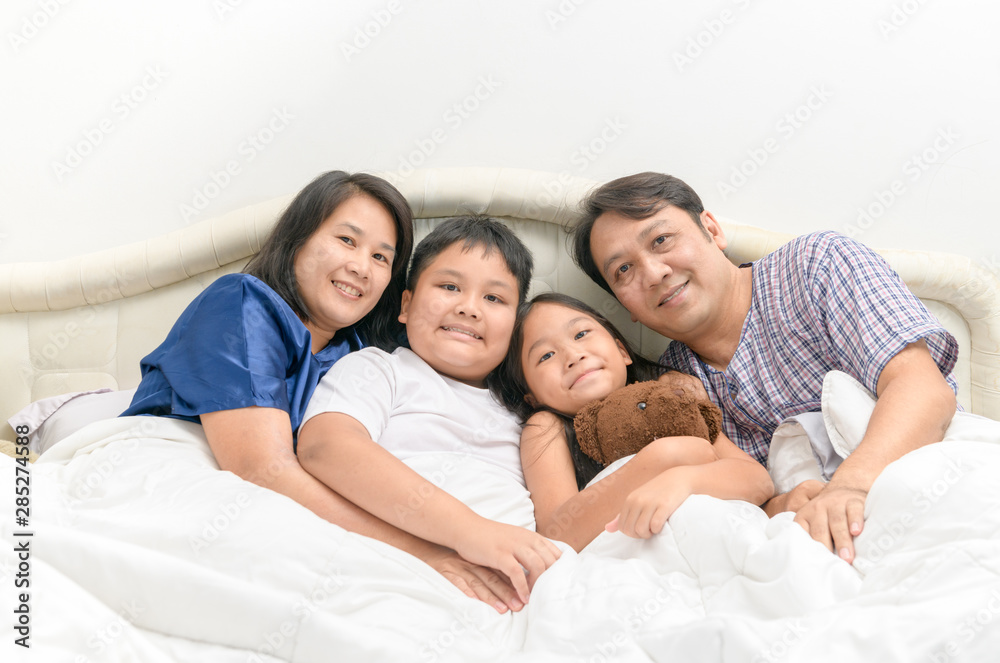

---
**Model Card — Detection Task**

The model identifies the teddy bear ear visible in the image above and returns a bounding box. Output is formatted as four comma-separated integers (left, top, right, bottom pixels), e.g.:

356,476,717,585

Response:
699,401,724,442
573,399,607,466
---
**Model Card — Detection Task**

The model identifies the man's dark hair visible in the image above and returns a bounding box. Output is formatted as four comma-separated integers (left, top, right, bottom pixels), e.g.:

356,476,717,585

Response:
570,172,706,295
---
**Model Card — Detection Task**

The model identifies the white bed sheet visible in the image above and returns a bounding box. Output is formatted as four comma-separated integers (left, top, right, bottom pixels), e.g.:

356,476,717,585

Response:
3,412,1000,662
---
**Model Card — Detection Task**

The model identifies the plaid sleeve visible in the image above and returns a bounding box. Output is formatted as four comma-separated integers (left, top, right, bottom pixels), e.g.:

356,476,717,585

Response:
803,232,958,393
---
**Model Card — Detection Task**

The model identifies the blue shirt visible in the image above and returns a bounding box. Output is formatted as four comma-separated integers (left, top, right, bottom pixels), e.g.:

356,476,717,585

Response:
660,231,958,465
121,273,361,443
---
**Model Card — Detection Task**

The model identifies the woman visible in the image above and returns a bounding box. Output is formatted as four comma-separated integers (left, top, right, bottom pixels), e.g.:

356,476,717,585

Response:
122,170,523,611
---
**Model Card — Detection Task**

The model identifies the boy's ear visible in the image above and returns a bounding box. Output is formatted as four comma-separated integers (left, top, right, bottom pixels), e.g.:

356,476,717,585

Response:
398,290,412,324
615,339,632,366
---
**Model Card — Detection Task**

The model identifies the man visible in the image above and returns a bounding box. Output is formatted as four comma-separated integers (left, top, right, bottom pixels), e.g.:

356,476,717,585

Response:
570,171,958,563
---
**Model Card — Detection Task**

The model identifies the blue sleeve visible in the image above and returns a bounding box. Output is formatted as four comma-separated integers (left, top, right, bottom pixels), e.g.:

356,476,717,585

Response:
123,274,313,419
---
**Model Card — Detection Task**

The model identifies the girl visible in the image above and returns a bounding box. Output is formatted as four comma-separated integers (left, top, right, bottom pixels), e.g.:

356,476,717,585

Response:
494,292,774,552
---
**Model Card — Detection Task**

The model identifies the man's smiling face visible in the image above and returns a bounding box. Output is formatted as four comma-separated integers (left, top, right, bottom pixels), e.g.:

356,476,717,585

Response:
588,204,731,343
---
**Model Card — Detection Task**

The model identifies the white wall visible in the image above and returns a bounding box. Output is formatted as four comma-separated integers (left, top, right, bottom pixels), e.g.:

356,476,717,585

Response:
2,0,997,275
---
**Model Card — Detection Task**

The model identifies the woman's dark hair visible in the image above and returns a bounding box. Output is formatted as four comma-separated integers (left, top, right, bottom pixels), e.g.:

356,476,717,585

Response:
491,292,669,488
244,171,414,351
570,172,707,296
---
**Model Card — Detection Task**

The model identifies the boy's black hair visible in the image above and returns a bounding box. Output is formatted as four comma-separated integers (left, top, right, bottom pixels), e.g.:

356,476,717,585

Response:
407,214,533,305
406,214,534,392
491,291,674,488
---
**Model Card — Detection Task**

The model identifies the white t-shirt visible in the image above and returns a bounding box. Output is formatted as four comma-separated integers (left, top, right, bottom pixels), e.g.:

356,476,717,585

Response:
301,348,532,527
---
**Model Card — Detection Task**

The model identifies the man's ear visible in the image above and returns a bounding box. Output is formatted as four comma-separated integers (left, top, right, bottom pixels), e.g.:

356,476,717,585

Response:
615,340,633,366
700,210,727,251
524,393,538,408
398,290,412,324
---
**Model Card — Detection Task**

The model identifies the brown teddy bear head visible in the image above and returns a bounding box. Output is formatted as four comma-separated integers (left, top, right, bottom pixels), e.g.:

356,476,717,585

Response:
573,380,722,466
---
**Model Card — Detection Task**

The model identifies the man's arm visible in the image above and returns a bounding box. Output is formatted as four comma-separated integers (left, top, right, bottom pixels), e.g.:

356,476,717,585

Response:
791,340,956,562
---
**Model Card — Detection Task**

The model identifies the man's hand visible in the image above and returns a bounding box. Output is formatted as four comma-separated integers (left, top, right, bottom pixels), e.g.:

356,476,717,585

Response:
793,485,867,563
765,480,866,562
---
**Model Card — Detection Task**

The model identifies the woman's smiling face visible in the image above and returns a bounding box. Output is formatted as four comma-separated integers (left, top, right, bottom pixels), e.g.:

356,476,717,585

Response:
294,194,397,350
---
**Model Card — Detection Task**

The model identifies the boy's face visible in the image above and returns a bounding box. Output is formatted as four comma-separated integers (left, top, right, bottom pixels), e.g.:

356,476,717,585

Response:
399,242,519,387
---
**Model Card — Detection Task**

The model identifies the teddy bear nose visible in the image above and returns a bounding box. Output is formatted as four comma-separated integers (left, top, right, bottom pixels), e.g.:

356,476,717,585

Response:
637,402,647,410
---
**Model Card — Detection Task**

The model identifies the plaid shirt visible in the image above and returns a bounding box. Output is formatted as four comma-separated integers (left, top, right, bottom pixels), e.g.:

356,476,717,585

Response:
660,231,959,465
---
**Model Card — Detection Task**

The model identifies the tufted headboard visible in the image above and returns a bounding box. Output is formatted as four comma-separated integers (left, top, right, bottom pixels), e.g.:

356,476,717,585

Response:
2,167,999,441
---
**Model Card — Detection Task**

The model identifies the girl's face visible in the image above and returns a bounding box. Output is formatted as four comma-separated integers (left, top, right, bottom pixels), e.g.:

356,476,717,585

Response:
520,302,632,416
294,194,397,350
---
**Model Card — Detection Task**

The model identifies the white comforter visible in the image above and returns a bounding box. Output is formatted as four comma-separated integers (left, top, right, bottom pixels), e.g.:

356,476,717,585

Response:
3,412,1000,662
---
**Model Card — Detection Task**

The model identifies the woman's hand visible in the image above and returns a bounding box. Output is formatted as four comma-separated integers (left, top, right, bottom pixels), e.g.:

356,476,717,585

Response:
763,479,826,517
421,544,526,613
606,470,690,538
453,520,562,604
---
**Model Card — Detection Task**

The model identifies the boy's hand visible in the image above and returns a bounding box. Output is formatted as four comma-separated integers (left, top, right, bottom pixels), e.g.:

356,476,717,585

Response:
421,544,528,613
606,473,690,538
454,521,562,604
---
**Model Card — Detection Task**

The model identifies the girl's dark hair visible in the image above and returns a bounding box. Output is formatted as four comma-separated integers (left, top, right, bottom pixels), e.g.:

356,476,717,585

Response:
491,292,668,488
244,171,414,351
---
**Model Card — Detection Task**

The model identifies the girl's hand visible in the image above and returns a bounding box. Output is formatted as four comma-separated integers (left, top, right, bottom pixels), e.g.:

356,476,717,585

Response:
454,520,562,604
421,544,527,613
606,472,690,538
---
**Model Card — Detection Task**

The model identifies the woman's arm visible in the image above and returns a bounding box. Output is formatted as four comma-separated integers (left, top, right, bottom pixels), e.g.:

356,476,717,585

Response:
609,432,775,538
521,412,720,551
201,406,528,612
296,411,561,602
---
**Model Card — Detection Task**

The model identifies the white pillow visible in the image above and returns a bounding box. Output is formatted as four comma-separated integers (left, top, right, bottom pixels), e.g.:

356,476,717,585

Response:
769,370,1000,492
767,371,873,491
7,389,137,456
767,413,828,494
821,371,876,458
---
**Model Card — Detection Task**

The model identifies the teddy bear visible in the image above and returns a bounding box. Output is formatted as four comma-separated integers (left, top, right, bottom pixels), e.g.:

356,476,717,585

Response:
573,379,724,467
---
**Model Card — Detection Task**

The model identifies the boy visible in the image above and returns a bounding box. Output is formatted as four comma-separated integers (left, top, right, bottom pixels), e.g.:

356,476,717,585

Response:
297,215,561,610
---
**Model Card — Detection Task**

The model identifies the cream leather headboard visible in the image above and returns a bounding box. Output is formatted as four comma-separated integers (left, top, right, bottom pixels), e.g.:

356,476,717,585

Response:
2,167,999,440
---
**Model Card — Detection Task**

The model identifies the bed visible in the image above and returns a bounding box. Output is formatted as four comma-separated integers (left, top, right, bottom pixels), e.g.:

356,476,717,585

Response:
3,167,1000,662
